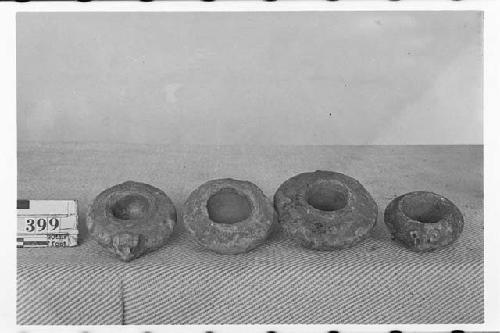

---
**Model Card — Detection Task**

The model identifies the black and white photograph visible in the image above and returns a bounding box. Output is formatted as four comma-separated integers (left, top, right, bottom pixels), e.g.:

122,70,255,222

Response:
9,5,488,329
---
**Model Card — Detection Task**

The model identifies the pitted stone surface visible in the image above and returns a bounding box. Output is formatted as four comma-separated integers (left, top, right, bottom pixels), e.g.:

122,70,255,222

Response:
274,170,378,250
87,181,177,261
183,178,276,254
384,191,464,252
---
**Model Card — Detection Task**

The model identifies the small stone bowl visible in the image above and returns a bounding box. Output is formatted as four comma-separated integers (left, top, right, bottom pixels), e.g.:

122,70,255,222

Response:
183,178,276,254
274,170,378,250
384,191,464,252
87,181,177,261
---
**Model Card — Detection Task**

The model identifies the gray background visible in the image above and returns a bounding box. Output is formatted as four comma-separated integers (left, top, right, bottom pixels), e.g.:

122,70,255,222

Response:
17,11,482,145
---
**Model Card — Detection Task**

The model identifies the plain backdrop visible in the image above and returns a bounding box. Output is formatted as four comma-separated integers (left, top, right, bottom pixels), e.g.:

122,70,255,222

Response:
17,11,483,145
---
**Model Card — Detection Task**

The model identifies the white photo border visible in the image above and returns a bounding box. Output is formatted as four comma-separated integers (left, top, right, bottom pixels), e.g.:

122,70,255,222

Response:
1,1,498,332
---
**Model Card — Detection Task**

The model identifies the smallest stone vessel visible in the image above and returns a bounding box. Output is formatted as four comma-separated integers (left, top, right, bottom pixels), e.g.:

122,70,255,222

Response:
87,181,177,261
183,178,276,254
384,191,464,252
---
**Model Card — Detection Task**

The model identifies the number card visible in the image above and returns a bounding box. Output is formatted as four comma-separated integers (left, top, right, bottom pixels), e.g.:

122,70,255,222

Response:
17,200,78,248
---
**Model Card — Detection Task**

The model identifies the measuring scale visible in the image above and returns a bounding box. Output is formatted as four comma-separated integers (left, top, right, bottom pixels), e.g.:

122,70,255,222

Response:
17,200,78,248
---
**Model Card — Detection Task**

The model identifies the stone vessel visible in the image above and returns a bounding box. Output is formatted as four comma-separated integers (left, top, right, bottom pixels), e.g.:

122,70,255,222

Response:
87,181,177,261
183,178,276,254
274,170,378,250
384,191,464,252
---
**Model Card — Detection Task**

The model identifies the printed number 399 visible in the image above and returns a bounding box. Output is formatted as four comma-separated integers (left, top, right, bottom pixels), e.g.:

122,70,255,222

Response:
25,218,60,232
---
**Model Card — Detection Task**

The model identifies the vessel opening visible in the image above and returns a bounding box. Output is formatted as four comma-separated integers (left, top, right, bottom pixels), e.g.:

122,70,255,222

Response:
111,194,150,220
207,188,252,224
401,193,449,224
306,182,348,212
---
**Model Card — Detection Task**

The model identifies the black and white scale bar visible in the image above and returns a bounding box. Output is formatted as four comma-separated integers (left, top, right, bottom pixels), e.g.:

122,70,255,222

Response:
24,241,49,246
17,238,49,248
17,200,30,209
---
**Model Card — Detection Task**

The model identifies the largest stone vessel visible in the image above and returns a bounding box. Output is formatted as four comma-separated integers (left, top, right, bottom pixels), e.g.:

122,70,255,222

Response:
87,181,177,261
274,170,378,250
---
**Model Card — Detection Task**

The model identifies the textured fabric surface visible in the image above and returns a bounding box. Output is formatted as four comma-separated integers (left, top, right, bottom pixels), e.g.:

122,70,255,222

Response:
17,143,483,325
17,253,124,325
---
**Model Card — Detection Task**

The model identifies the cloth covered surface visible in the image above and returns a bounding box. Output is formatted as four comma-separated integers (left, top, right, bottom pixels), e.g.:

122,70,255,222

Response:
17,143,483,325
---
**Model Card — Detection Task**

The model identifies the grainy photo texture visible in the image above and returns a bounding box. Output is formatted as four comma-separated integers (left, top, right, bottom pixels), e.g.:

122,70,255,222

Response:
16,11,483,325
